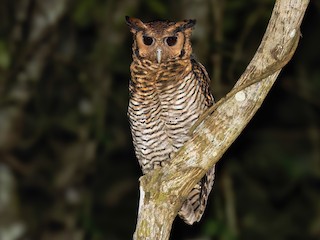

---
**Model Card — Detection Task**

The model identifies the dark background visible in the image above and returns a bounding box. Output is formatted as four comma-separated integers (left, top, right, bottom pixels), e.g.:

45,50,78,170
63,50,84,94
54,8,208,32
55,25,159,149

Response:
0,0,319,239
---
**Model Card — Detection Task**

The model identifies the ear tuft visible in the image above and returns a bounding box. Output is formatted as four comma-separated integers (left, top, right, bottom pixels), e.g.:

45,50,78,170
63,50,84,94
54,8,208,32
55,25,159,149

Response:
125,16,130,24
174,19,196,33
125,16,147,33
184,19,196,29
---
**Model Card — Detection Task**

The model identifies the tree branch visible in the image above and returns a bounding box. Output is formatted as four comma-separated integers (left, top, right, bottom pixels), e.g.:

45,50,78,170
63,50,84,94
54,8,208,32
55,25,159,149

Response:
133,1,309,239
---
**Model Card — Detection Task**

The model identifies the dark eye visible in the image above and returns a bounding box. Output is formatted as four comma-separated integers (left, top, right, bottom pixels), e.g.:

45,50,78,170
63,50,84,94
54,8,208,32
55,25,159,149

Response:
165,36,177,46
143,36,154,46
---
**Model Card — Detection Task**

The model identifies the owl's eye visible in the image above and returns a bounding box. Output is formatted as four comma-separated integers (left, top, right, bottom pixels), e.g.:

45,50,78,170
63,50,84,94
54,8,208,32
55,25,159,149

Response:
143,36,154,46
165,36,177,46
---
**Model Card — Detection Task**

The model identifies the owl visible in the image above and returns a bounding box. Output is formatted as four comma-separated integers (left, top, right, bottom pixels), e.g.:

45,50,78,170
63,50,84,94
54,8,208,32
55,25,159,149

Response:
126,16,215,225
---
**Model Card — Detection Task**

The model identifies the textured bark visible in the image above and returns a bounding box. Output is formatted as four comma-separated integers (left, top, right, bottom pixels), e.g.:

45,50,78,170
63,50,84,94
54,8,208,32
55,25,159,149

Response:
133,1,309,239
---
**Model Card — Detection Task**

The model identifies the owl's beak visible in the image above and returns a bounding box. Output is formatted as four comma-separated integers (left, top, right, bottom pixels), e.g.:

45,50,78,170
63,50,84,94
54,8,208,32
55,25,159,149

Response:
156,48,162,63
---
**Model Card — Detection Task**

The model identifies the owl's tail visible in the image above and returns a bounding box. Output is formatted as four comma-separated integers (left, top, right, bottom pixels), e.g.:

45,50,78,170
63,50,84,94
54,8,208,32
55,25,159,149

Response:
178,164,215,225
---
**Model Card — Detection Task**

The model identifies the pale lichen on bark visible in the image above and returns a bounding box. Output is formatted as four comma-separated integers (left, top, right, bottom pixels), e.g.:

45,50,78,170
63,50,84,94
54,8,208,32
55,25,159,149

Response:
133,1,310,239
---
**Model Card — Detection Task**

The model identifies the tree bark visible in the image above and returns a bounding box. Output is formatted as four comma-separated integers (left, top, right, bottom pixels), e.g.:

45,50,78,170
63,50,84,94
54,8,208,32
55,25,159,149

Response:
133,1,309,239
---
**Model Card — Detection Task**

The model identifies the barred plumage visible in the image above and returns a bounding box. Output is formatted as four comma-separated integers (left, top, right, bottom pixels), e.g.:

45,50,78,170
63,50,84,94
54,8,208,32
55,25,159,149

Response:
126,17,215,225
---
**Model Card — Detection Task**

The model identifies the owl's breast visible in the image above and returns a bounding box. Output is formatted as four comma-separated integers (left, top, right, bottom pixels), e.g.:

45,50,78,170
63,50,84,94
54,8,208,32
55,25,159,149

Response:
128,61,208,173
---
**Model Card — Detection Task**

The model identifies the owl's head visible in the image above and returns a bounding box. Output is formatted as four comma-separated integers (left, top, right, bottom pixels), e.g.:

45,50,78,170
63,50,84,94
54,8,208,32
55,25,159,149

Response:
126,16,196,64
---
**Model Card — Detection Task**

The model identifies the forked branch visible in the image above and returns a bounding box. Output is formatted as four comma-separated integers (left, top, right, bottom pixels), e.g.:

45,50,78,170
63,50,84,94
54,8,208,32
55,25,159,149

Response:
133,1,309,239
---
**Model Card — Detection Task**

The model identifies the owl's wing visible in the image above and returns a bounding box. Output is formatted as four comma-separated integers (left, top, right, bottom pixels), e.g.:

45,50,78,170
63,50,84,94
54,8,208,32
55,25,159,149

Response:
176,59,216,225
191,58,214,107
